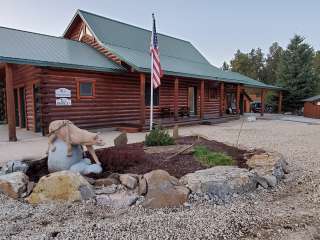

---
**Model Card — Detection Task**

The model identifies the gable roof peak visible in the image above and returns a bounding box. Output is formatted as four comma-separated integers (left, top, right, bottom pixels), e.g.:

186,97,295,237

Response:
76,9,192,44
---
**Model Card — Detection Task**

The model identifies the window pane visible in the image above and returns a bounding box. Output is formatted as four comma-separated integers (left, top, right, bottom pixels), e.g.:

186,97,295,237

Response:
80,82,93,96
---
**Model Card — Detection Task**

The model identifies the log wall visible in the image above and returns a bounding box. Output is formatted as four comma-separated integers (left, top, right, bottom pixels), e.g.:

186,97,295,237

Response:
7,64,237,132
304,102,320,119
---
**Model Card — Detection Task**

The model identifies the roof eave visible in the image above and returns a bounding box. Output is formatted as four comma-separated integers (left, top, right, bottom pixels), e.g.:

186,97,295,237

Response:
0,56,126,73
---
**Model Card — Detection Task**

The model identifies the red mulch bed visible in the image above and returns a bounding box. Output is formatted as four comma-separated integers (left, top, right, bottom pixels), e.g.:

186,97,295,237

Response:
26,136,260,181
92,136,257,178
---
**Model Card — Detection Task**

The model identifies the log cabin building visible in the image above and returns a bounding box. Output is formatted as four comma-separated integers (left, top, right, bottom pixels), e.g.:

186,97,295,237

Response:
303,95,320,119
0,10,282,141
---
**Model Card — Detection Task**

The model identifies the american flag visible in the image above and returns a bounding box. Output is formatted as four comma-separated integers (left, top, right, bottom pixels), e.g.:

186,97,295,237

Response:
150,13,163,88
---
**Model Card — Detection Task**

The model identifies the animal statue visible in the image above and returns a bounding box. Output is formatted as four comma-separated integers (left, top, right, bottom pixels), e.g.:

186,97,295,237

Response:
47,120,105,165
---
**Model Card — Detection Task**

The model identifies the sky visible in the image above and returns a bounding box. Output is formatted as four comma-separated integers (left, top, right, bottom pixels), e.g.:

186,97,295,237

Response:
1,0,319,67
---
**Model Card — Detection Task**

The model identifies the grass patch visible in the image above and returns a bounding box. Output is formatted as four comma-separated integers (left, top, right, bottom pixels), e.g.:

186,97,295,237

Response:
193,146,234,167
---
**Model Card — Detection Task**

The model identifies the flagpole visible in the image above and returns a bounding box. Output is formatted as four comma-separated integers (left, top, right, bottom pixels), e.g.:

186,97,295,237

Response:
150,13,154,131
150,54,154,131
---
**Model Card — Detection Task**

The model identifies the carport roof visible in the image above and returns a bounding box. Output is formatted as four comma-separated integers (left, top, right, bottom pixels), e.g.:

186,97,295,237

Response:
302,95,320,102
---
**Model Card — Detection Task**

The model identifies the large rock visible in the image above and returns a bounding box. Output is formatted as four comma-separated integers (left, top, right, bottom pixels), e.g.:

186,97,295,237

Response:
180,166,257,200
95,177,120,187
0,172,30,199
0,160,29,175
96,190,139,208
119,174,138,189
246,152,288,188
143,170,189,208
114,132,128,147
26,171,95,204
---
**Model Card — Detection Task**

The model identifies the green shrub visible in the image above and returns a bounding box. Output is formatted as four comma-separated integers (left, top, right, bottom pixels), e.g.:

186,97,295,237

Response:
193,146,234,167
145,127,175,146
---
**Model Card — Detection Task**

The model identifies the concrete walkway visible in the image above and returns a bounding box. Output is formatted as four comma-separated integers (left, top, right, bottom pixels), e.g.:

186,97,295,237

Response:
0,125,147,166
244,113,320,124
0,114,318,166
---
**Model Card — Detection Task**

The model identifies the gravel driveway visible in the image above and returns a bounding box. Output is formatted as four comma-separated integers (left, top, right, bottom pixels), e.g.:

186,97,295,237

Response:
0,119,320,240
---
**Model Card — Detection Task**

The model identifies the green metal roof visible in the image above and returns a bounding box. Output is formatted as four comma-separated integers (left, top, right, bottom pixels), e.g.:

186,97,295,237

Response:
71,10,281,90
0,26,126,73
302,95,320,102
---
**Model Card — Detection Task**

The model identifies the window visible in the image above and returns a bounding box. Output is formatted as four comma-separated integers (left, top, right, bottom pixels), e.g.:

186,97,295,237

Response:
145,82,159,106
209,87,218,100
76,80,96,99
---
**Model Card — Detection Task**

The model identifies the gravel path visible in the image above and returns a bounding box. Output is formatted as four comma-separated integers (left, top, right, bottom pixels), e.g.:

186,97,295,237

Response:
1,119,320,239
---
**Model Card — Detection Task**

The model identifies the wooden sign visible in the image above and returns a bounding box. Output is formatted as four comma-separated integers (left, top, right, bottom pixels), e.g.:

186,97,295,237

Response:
56,98,72,106
55,88,71,98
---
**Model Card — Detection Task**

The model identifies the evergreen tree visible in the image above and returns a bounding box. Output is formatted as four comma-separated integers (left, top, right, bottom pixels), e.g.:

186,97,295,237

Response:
230,50,252,77
222,61,230,71
230,49,266,81
312,51,320,94
264,42,283,85
276,35,317,111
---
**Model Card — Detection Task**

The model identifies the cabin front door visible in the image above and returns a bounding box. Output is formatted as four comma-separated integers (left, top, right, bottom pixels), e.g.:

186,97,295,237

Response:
188,87,197,116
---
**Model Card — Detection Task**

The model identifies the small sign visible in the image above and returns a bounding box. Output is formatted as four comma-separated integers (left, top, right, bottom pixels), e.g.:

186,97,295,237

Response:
56,98,72,106
55,88,71,98
317,101,320,106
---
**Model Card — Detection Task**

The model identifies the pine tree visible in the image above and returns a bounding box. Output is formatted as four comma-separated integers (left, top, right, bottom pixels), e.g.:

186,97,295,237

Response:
276,35,317,111
312,51,320,94
264,42,283,85
222,61,230,71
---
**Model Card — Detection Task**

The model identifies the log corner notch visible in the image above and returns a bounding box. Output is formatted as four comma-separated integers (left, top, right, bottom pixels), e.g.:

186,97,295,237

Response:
4,63,17,141
200,80,205,120
139,73,146,127
278,91,283,113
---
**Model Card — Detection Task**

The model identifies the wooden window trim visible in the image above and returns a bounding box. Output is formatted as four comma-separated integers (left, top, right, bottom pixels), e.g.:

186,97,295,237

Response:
76,79,96,100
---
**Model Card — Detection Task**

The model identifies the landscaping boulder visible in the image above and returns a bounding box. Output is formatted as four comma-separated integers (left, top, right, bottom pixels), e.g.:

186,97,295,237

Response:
96,190,139,208
114,132,128,147
143,170,189,208
180,166,257,201
119,174,138,189
95,177,120,187
0,160,29,175
26,171,95,204
0,172,30,199
246,152,288,188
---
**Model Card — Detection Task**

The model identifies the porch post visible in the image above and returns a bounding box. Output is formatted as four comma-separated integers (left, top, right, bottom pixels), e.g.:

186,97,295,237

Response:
236,84,241,114
200,80,205,120
261,89,266,116
278,91,282,113
174,78,179,120
220,82,224,116
5,63,17,141
139,73,146,127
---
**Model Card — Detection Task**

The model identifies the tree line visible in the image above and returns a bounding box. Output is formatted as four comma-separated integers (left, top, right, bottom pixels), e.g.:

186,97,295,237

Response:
222,35,320,111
